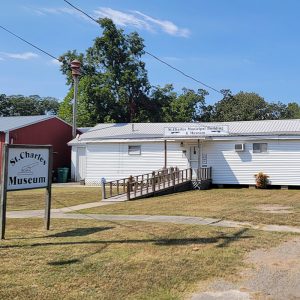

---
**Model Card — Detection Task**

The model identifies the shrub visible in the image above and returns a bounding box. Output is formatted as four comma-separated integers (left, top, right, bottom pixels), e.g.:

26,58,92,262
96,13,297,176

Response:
254,172,269,189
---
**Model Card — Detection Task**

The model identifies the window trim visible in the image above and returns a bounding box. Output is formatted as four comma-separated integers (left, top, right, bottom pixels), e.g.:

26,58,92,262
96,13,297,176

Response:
253,143,268,153
128,145,141,156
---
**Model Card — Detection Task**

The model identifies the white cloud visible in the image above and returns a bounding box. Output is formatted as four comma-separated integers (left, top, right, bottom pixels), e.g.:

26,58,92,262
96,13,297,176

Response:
30,5,190,37
32,7,93,23
133,11,190,37
94,8,152,31
50,59,62,66
94,7,190,37
0,52,39,60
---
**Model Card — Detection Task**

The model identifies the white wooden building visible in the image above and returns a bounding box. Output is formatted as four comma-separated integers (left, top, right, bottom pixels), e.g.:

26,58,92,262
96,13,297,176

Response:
69,120,300,186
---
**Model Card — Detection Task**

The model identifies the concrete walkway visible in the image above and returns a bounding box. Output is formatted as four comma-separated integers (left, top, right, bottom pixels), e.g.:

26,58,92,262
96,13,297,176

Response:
7,203,300,234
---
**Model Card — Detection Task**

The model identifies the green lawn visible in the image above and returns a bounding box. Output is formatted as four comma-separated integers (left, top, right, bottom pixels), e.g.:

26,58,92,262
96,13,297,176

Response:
0,218,291,300
7,187,101,211
80,188,300,227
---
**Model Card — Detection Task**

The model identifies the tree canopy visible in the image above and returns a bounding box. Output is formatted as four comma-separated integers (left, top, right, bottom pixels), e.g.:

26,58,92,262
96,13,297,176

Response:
58,19,209,126
202,91,300,122
59,18,150,126
0,94,60,117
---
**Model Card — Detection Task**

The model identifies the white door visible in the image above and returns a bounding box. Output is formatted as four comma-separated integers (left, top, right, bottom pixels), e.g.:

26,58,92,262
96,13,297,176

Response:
76,147,86,181
189,145,201,179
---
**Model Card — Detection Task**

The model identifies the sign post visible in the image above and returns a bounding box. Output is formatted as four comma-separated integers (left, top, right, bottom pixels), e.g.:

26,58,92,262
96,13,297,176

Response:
45,147,53,230
0,144,52,239
0,144,8,240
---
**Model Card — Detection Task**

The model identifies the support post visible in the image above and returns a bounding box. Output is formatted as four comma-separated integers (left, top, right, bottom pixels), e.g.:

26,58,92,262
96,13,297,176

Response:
0,144,8,239
152,171,156,194
164,140,167,169
44,146,53,230
101,180,106,199
197,139,200,180
126,181,131,200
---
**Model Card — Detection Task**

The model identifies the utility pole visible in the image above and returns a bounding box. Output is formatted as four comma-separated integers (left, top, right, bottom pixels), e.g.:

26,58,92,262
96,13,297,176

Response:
70,59,81,139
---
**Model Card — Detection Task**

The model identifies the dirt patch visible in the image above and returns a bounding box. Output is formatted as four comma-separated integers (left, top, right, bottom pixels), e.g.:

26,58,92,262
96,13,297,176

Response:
191,237,300,300
256,205,293,214
244,237,300,299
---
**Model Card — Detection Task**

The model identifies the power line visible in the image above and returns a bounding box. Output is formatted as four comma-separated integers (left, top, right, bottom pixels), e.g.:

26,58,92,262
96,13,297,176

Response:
62,0,225,95
64,0,99,23
145,52,223,94
0,25,60,61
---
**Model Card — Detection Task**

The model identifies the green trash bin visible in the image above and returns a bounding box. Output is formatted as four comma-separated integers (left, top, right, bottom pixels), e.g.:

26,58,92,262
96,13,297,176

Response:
57,167,69,183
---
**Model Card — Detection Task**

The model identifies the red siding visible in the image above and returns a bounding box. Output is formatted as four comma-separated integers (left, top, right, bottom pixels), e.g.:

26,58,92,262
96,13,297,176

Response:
8,118,73,176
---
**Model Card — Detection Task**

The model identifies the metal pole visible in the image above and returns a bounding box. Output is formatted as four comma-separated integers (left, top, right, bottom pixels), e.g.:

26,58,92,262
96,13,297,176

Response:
72,76,79,139
70,59,81,139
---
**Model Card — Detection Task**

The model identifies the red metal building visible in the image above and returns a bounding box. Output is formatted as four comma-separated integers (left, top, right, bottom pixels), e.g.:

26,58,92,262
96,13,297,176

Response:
0,115,75,180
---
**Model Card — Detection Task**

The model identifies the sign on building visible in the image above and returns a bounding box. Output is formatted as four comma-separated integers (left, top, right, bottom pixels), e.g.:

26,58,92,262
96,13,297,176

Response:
164,125,229,137
1,145,53,239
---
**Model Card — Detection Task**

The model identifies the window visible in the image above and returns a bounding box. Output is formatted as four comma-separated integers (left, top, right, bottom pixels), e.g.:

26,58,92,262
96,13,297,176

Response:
128,145,141,155
253,143,268,153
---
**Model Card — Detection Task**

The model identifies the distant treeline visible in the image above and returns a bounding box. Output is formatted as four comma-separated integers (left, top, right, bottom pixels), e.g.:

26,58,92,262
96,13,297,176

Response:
0,94,60,116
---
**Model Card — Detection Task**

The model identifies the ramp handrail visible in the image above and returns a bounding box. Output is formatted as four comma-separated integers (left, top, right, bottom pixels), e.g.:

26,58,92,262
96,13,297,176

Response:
101,167,187,200
101,167,212,200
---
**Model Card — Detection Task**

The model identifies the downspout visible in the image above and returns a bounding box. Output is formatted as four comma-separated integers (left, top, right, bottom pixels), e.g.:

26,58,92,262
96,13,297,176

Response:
4,131,9,144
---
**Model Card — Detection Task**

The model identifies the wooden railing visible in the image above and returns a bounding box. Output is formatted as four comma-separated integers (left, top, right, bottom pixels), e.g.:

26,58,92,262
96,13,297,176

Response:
196,167,212,180
101,167,212,201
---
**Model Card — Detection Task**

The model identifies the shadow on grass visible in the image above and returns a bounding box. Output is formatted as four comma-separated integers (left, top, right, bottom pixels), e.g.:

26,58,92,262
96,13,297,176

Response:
0,228,251,250
156,228,251,247
48,259,80,266
47,227,114,238
47,244,109,266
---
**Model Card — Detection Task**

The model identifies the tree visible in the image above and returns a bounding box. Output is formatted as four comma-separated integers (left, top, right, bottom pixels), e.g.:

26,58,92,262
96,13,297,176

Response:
286,102,300,119
58,18,151,126
163,87,208,122
206,91,300,122
0,94,60,116
210,91,269,122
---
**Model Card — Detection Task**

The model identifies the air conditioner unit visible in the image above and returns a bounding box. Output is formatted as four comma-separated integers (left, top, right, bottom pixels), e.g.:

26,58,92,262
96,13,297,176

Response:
235,143,245,152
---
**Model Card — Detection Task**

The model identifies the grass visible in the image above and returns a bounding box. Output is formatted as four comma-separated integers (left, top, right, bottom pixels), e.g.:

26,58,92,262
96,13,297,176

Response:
7,187,101,211
80,188,300,227
0,218,292,300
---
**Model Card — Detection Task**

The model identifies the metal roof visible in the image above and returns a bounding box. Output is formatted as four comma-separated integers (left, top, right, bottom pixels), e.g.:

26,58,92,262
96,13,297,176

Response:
78,127,92,133
0,115,54,132
76,119,300,142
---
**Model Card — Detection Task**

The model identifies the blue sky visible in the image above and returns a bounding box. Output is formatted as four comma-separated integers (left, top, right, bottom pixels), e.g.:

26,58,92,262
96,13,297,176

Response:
0,0,300,105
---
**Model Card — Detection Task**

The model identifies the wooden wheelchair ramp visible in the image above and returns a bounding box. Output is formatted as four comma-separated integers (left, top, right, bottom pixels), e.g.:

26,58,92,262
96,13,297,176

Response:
101,167,212,202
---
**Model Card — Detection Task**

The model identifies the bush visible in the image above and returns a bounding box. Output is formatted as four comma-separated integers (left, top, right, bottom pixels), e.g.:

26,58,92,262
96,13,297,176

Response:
254,172,269,189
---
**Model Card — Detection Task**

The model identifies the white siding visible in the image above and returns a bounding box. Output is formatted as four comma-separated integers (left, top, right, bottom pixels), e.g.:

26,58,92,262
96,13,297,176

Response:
85,141,188,184
203,139,300,185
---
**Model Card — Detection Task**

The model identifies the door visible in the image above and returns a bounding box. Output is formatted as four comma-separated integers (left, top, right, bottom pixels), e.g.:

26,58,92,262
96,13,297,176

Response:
76,147,86,181
189,145,201,179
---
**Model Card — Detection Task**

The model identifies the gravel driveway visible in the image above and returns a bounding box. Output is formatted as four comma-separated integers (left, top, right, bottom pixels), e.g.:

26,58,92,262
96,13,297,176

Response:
191,237,300,300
